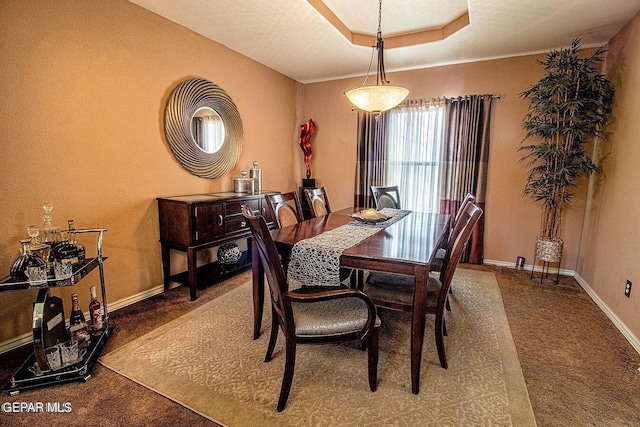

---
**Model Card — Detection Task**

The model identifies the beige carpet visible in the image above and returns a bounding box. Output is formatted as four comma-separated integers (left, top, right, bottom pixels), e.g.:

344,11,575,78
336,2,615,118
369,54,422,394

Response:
99,269,536,426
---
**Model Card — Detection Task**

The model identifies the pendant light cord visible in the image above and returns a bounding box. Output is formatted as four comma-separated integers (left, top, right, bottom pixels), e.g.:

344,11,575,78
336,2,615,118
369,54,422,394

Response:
360,0,388,88
376,0,389,86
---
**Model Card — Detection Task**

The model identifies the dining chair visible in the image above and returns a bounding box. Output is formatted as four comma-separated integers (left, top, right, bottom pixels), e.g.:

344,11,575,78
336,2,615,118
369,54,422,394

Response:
303,187,332,218
242,205,380,411
265,191,304,229
362,202,483,369
430,193,476,311
370,185,401,209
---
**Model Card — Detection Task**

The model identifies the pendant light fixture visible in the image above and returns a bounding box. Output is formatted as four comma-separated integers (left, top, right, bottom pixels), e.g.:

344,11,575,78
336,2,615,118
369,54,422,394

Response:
345,0,409,113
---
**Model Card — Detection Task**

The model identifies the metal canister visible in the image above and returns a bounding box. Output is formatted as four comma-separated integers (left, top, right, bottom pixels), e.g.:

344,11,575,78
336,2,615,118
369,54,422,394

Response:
249,161,262,192
234,170,255,193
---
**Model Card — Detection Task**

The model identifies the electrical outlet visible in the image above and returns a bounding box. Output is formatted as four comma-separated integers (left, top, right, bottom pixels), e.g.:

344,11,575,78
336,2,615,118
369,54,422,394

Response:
625,280,632,298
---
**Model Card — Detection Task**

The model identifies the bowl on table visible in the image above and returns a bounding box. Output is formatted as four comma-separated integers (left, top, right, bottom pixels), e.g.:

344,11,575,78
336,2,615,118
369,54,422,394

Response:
349,208,390,224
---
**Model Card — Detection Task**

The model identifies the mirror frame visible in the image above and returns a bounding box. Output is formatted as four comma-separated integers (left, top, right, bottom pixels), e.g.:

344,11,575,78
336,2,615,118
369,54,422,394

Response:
165,78,243,178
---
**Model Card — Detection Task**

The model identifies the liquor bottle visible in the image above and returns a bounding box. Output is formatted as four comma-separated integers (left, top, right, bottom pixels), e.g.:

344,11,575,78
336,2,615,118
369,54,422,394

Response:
69,293,91,349
68,220,86,264
88,286,103,332
50,231,79,266
10,240,47,283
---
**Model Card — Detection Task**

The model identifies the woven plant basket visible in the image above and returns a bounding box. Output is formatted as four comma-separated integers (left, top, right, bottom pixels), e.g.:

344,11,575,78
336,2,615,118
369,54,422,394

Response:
535,236,563,263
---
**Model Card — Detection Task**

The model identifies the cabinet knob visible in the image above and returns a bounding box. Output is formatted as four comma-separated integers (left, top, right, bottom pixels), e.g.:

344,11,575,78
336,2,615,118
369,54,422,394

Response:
217,215,224,226
241,221,247,228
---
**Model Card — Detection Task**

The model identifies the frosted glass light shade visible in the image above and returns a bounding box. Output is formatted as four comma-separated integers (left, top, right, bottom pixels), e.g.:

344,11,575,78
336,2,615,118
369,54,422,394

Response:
345,85,409,113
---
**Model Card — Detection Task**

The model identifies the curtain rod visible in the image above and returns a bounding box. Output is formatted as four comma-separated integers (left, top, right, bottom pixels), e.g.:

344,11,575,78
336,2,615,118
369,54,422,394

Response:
449,94,501,102
353,94,501,112
395,94,501,109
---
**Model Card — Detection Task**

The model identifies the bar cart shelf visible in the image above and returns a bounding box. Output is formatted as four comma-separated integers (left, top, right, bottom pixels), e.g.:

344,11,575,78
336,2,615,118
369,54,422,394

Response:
1,228,111,395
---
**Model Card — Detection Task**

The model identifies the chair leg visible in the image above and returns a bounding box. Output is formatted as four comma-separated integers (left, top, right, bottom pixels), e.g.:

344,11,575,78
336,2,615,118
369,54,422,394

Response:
367,326,380,392
445,296,451,312
265,307,279,362
443,317,448,337
276,337,297,412
435,311,448,369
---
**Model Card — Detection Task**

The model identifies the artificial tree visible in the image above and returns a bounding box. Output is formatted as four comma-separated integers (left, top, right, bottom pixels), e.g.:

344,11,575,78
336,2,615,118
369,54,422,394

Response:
519,37,615,265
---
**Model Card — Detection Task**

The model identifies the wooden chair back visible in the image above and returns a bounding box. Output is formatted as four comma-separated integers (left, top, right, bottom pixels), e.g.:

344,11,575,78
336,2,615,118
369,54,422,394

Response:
304,187,332,218
371,185,401,209
265,192,303,229
453,193,476,224
438,203,483,300
242,205,292,336
440,193,476,256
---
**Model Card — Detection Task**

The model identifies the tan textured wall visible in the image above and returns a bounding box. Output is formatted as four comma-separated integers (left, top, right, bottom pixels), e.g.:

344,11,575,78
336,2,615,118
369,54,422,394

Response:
578,11,640,340
0,0,301,342
302,55,589,272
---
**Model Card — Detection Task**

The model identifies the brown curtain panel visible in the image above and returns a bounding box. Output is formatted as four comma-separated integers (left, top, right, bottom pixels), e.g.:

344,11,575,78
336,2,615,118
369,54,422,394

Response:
354,111,389,208
441,95,493,263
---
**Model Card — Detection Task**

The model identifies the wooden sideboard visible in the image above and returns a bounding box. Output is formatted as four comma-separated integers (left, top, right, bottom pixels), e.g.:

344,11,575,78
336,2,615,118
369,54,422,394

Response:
157,191,278,300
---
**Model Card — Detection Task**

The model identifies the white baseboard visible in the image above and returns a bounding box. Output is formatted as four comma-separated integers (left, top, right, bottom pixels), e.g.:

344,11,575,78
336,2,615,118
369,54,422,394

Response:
0,283,171,355
573,272,640,355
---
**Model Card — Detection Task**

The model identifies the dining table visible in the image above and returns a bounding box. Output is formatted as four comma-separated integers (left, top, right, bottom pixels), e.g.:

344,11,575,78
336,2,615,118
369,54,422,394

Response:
251,207,450,394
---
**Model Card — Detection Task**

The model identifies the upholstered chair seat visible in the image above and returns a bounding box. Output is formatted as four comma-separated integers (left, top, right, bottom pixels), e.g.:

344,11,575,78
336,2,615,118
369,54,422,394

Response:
291,286,382,337
364,273,441,307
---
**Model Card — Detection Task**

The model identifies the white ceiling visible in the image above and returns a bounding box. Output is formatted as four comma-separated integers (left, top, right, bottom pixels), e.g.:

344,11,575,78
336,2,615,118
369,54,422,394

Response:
128,0,640,84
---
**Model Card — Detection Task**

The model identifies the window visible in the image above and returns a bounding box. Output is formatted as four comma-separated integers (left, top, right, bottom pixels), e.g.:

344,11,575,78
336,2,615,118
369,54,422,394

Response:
386,104,445,213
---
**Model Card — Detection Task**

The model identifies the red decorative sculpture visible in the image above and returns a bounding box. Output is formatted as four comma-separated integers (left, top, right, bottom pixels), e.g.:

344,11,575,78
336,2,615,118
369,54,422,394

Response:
299,119,316,179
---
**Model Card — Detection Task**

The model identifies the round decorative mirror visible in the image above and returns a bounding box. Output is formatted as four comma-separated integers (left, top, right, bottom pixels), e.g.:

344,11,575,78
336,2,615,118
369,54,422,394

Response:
165,78,243,178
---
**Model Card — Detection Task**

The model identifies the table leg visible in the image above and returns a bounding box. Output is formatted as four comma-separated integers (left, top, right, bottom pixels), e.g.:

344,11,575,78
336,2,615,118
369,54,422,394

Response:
161,243,171,292
410,266,429,394
187,247,198,301
252,238,265,339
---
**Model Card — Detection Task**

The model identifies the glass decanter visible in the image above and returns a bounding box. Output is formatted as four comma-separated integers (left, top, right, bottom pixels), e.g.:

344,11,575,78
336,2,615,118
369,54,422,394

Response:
10,239,48,283
27,224,51,266
40,201,61,247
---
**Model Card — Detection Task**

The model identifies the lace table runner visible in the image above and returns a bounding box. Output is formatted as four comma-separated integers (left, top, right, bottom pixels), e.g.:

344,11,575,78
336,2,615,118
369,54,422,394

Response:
287,208,410,288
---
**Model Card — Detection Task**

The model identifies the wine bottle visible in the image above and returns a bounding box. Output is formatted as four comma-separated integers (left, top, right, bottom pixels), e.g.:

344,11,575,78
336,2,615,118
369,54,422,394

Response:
69,293,91,349
88,286,103,332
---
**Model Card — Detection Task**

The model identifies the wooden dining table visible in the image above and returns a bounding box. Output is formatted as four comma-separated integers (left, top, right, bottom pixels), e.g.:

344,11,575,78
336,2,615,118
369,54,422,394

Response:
251,207,450,394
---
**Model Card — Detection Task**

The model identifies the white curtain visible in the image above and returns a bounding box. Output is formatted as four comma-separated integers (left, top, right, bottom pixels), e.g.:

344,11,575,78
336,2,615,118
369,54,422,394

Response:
386,100,445,213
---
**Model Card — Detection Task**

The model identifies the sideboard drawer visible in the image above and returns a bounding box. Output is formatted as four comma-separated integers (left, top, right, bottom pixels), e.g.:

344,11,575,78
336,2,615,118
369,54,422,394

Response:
225,215,250,235
225,198,260,216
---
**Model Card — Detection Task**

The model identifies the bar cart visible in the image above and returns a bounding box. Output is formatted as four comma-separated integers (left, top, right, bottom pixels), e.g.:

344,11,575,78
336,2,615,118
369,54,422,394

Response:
1,228,111,395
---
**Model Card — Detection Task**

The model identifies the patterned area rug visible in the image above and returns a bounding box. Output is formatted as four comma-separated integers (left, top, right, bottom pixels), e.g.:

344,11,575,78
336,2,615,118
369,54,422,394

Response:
99,269,536,426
